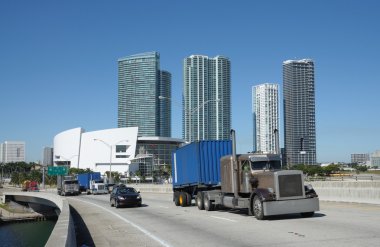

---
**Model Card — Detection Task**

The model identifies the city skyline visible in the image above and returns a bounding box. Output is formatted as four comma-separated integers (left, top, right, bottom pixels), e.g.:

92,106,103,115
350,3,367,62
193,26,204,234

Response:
1,1,379,163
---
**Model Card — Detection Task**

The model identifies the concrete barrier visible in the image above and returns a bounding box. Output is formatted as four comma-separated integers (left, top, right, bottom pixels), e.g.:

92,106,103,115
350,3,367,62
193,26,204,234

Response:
310,181,380,204
2,192,76,247
130,182,380,205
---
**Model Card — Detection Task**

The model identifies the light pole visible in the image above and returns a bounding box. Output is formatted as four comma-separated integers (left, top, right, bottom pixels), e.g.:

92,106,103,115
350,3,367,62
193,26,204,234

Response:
93,139,129,184
158,96,220,142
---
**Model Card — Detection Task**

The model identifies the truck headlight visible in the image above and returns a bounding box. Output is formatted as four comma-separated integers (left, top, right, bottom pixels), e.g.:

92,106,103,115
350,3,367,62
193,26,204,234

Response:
118,196,125,200
137,195,141,199
305,184,313,191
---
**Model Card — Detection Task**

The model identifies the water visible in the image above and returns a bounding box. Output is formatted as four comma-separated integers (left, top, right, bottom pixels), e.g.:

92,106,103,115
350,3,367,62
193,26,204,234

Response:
0,220,56,247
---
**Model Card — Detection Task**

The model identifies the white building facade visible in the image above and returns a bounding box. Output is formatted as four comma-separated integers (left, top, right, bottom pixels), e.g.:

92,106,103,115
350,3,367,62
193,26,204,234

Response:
54,127,138,175
0,141,26,163
252,83,280,154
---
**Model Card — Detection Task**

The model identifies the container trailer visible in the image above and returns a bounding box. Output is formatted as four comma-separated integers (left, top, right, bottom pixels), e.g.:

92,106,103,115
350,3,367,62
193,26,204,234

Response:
172,130,319,220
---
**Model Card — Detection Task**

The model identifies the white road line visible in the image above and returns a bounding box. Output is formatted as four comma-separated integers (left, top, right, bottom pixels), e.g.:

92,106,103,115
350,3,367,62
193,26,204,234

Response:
210,215,237,222
69,197,172,247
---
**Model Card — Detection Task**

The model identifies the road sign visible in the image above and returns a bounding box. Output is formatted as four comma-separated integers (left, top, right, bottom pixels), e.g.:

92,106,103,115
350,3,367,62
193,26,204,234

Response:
47,166,68,176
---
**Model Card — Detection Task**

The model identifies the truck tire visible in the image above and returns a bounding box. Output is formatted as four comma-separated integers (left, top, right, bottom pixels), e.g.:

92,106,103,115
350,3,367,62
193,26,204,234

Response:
185,192,192,206
253,196,265,220
174,191,180,206
300,212,314,218
196,191,204,210
179,192,188,207
204,193,214,211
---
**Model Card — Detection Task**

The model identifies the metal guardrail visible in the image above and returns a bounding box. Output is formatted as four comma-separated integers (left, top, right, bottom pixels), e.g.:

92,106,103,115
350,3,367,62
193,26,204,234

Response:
306,175,380,182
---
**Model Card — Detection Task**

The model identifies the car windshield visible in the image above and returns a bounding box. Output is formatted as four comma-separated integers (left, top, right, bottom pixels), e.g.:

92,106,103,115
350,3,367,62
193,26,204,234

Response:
118,187,137,194
250,160,282,171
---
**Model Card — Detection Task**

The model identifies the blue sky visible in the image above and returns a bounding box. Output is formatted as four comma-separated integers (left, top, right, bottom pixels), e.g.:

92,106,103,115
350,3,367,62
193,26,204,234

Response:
1,0,379,163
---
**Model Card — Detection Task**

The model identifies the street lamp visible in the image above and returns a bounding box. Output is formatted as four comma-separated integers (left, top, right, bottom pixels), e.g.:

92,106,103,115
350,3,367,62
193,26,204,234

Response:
93,139,129,184
159,96,220,142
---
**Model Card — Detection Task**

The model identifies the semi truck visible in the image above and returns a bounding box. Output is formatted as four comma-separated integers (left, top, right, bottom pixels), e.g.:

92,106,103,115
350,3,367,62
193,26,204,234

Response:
172,130,319,220
77,172,107,194
57,175,80,196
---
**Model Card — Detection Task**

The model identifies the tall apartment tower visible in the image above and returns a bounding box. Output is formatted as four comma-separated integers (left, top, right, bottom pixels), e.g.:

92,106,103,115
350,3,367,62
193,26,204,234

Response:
0,141,26,163
283,59,317,165
183,55,231,142
118,52,171,137
252,83,280,154
42,147,54,166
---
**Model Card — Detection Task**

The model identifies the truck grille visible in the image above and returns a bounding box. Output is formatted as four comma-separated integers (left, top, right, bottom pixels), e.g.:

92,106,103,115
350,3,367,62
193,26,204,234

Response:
278,174,303,198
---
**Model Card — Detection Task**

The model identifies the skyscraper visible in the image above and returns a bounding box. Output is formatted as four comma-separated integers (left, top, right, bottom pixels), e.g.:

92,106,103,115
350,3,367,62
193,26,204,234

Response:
42,147,54,166
183,55,231,142
283,59,317,165
252,83,279,154
118,52,171,137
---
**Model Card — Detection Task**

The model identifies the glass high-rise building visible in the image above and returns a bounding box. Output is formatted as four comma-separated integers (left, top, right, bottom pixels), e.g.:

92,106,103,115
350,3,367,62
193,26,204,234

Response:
252,83,279,154
118,52,171,137
283,59,317,165
183,55,231,142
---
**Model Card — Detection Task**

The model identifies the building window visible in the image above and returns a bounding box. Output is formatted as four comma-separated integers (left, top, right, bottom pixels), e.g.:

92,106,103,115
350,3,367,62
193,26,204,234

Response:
116,155,130,159
116,145,128,153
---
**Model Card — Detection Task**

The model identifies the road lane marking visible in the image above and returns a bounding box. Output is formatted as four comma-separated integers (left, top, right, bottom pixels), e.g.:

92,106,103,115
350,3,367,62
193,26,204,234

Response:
159,206,169,209
210,215,237,222
69,197,172,247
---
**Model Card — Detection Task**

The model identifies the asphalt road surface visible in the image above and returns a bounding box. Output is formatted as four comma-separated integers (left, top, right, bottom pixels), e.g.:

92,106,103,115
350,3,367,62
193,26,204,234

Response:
68,192,380,247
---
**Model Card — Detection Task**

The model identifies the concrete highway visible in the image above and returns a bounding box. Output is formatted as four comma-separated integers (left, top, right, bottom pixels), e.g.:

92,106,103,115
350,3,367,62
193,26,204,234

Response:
68,192,380,247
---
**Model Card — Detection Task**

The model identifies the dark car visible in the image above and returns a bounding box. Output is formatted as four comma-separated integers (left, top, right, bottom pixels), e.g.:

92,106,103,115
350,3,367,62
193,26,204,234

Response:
110,185,142,208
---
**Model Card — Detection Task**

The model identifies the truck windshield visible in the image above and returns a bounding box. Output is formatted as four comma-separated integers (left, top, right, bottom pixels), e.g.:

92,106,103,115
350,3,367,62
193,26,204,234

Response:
250,160,282,171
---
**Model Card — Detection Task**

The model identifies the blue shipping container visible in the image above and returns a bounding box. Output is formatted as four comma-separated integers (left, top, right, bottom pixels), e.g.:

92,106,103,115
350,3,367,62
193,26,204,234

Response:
172,140,232,188
77,172,101,190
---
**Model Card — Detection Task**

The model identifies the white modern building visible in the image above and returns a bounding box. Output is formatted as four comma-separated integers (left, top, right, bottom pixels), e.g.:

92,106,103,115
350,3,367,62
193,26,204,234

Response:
53,127,185,178
252,83,280,154
0,141,26,163
54,127,138,175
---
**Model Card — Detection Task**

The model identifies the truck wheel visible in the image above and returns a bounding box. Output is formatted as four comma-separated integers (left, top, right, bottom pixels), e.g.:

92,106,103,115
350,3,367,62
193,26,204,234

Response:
204,193,214,211
253,196,265,220
174,191,180,206
196,191,204,210
185,192,192,206
179,192,188,207
301,212,314,218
